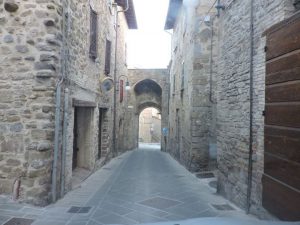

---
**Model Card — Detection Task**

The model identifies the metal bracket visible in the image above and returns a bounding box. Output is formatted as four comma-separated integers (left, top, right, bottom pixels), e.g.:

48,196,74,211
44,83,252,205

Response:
215,0,225,17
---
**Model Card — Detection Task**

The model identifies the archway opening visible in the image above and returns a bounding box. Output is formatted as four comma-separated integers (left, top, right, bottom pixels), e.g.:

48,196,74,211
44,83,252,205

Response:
138,107,161,145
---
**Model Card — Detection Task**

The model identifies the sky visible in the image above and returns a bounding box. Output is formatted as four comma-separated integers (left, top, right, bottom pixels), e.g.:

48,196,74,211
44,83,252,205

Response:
127,0,171,69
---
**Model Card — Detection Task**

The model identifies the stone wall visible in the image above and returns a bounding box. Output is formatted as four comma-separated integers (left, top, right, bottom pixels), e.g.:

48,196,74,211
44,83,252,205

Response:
166,0,297,218
167,0,218,172
0,0,132,205
0,0,63,205
216,0,296,217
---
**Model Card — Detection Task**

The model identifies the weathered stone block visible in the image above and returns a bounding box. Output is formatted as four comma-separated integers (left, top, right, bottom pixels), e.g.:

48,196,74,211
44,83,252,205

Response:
0,91,13,103
6,158,21,166
3,34,13,43
7,115,20,122
37,141,51,151
34,62,56,71
36,70,54,78
16,45,29,53
44,19,55,26
4,1,19,12
10,123,23,132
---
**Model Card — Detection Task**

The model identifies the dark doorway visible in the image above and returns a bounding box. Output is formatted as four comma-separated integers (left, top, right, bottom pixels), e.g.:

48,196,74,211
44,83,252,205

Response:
98,108,107,159
72,107,94,171
175,109,180,159
73,108,79,170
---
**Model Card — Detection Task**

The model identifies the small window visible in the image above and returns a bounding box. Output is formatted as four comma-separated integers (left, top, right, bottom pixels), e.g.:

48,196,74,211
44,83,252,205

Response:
105,39,112,75
181,61,185,91
89,8,98,61
125,43,128,66
173,75,176,96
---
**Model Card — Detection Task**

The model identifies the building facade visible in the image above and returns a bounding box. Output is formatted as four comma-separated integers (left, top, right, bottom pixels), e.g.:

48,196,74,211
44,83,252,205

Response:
165,0,300,220
0,0,137,205
165,0,218,172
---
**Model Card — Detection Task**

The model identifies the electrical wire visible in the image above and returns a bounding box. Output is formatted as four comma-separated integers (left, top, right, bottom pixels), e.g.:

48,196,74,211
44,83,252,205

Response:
198,0,218,27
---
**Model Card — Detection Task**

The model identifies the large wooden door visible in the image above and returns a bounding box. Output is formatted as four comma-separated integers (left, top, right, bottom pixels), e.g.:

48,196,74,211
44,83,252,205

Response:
263,12,300,221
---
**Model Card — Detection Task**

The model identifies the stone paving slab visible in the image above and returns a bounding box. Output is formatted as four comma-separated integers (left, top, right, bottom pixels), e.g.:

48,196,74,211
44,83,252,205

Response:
0,144,298,225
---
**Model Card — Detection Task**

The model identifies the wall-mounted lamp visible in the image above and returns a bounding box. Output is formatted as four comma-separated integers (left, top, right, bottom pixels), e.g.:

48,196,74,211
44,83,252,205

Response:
215,0,225,17
125,81,131,91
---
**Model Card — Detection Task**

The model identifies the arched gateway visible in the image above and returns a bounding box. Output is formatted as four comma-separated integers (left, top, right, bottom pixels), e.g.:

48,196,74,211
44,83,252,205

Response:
121,69,169,151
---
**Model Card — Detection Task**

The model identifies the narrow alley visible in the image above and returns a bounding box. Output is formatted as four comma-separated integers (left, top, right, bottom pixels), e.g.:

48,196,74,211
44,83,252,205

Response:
1,0,300,224
0,144,292,225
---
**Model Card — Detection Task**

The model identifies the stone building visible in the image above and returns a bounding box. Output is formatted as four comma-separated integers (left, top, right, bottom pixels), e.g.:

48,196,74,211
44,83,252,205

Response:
165,0,218,172
165,0,300,221
0,0,137,205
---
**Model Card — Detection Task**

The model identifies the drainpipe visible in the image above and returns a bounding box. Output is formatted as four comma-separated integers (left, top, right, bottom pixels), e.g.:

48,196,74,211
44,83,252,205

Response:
246,0,254,214
52,0,69,202
112,0,129,156
52,80,62,203
60,88,69,197
209,16,215,103
59,0,71,199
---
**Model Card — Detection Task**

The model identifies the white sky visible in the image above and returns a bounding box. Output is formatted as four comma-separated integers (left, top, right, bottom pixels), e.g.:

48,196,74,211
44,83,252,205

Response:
127,0,171,69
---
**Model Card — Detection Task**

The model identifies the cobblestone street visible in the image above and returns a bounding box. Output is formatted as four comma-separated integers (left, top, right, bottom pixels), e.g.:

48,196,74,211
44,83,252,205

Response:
0,144,297,225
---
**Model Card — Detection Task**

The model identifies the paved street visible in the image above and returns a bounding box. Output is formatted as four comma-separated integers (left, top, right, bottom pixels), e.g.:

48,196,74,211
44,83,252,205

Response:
0,144,298,225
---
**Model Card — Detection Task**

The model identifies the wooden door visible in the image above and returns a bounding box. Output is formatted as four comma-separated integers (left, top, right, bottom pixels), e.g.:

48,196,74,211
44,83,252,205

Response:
263,12,300,221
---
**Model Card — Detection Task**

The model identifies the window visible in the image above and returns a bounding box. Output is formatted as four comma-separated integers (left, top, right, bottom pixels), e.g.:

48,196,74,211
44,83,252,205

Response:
125,43,128,66
181,61,185,91
120,80,124,103
105,39,112,75
89,8,98,61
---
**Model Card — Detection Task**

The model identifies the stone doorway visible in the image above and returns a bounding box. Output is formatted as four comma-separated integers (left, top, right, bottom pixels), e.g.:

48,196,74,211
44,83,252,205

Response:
72,107,94,170
98,108,107,159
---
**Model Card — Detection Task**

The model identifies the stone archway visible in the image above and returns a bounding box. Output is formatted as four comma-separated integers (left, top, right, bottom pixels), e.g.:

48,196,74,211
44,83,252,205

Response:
121,69,169,151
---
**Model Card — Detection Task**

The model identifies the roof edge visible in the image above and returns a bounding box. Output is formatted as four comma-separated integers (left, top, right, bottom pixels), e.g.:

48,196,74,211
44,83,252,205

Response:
164,0,182,30
115,0,138,29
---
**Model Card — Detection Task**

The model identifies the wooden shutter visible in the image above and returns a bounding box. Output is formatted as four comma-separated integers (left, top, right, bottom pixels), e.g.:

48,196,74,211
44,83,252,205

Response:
120,80,124,102
263,12,300,221
105,40,112,75
89,8,98,61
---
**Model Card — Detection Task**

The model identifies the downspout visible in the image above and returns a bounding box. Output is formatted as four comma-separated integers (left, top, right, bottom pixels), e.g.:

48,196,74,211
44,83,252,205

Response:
60,88,69,197
52,0,68,202
60,0,70,198
246,0,254,214
209,16,214,103
52,77,63,203
112,0,129,156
